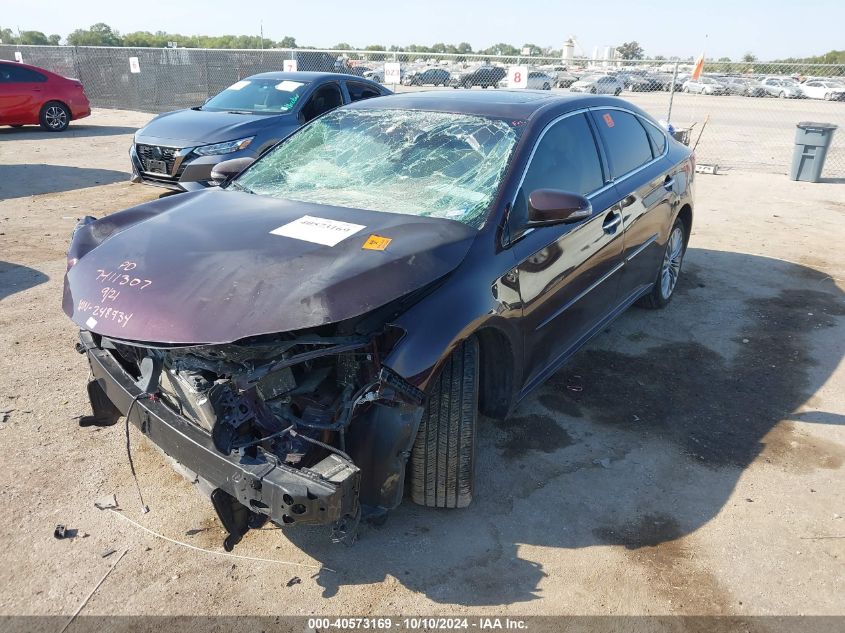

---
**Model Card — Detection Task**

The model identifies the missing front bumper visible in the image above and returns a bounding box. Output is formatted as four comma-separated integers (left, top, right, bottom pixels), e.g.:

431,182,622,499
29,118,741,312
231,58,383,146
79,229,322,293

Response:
81,331,361,529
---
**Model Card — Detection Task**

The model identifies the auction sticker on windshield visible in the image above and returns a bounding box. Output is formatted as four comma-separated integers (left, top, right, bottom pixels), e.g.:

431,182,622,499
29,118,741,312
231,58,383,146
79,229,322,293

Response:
270,216,366,246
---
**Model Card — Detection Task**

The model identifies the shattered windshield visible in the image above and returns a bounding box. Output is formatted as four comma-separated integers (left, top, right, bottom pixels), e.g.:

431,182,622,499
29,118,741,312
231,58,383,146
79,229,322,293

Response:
234,109,522,228
202,79,308,114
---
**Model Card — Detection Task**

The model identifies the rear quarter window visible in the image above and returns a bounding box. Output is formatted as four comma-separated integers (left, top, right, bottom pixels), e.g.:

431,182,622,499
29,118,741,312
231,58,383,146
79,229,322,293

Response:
643,120,667,156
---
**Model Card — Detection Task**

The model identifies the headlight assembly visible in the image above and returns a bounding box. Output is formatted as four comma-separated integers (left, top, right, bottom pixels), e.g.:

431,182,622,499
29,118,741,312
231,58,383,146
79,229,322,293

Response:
193,137,254,156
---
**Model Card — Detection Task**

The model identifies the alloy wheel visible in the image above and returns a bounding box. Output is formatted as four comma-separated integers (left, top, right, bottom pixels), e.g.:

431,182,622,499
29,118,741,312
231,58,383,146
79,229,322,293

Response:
660,226,684,299
45,105,67,130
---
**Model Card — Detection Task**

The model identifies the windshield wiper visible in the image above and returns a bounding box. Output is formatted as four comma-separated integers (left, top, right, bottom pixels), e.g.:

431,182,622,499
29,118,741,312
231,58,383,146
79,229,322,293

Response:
227,110,254,115
228,180,254,195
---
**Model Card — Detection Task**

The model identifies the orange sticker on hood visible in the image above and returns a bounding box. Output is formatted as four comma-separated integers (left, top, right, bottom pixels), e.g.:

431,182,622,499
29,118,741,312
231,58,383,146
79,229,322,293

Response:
362,235,392,251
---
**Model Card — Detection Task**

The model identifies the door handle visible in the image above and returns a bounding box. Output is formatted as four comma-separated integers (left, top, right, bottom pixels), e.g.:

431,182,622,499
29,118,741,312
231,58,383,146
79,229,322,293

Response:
663,175,675,191
602,211,622,233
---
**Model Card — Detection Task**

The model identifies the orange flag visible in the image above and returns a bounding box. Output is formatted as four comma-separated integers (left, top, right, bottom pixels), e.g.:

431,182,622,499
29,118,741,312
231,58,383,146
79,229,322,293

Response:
691,53,705,80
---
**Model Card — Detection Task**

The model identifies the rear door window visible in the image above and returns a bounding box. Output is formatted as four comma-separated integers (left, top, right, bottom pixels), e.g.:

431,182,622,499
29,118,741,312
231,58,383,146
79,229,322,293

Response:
346,82,382,102
591,109,654,178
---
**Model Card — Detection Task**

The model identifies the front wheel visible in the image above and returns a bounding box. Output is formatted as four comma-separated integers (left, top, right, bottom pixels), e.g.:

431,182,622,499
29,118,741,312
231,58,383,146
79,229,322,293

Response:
639,219,686,309
410,337,478,509
40,101,70,131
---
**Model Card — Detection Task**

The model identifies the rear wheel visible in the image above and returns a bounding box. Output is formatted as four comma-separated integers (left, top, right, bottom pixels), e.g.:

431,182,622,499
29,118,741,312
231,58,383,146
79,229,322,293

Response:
410,338,479,509
639,219,686,309
39,101,70,131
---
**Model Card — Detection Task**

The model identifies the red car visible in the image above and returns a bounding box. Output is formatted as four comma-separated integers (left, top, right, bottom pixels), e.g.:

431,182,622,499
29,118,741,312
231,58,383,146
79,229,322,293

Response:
0,61,91,131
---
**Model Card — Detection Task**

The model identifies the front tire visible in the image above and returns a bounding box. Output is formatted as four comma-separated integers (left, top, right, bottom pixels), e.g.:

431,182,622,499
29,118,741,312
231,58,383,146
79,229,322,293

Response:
639,219,686,309
410,338,479,509
40,101,71,131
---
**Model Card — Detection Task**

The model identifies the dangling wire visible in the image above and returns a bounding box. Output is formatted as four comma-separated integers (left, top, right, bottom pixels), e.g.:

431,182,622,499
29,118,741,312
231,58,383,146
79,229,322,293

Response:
124,393,151,514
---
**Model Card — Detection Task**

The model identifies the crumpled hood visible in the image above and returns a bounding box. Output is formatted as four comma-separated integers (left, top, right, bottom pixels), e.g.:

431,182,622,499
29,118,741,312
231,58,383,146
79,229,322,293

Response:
63,189,477,344
136,109,296,147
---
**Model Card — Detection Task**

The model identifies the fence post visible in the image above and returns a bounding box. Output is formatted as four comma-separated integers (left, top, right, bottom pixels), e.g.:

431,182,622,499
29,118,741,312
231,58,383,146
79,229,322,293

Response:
72,46,82,85
204,49,211,99
666,60,680,123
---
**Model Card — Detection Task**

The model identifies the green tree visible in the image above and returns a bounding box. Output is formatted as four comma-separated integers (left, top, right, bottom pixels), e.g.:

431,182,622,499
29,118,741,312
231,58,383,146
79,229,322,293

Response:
482,42,519,56
0,27,15,44
456,42,473,54
742,52,757,62
333,42,352,50
278,36,297,48
616,41,644,60
122,31,167,47
48,34,61,45
521,43,543,56
67,23,122,46
19,30,50,45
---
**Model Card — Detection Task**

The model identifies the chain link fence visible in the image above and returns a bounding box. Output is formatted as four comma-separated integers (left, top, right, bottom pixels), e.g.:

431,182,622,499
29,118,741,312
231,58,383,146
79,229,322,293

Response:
2,44,844,177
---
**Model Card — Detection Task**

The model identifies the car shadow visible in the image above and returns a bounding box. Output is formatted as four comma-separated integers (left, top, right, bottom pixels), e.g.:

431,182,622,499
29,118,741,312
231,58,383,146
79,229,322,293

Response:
0,164,127,199
0,261,49,300
282,248,845,606
0,124,138,138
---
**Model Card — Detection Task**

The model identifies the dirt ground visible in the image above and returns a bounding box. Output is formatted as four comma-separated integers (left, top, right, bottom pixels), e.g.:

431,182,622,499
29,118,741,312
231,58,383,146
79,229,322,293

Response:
0,109,843,624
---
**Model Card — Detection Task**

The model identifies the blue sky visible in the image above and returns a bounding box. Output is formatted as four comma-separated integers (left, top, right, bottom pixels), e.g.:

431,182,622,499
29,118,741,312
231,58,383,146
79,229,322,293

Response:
3,0,842,60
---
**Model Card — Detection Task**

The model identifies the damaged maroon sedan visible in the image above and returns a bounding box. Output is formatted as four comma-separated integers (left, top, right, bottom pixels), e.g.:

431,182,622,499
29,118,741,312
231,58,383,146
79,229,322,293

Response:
64,91,694,547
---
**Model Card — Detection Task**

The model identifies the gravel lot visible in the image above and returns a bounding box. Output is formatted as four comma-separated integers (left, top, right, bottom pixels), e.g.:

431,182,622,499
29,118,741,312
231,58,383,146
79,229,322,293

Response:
0,108,843,626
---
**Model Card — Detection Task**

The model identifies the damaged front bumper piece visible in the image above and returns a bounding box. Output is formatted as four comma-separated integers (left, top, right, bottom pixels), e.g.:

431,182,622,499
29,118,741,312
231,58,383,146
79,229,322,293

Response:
78,329,422,548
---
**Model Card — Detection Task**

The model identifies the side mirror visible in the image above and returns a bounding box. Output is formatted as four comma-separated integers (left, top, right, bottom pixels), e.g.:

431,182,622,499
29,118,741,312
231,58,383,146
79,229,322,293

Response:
527,189,592,225
210,157,255,185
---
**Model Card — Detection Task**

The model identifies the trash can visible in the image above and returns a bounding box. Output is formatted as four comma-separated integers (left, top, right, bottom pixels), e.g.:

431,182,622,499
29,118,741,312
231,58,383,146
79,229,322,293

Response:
790,122,837,182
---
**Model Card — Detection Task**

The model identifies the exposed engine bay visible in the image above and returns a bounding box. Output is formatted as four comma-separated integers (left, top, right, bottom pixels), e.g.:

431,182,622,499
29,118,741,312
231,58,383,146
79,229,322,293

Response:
82,324,425,548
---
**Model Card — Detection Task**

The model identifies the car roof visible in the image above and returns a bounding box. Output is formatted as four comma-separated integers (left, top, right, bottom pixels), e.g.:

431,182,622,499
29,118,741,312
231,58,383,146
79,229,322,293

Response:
245,71,378,83
1,60,55,74
345,90,639,120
